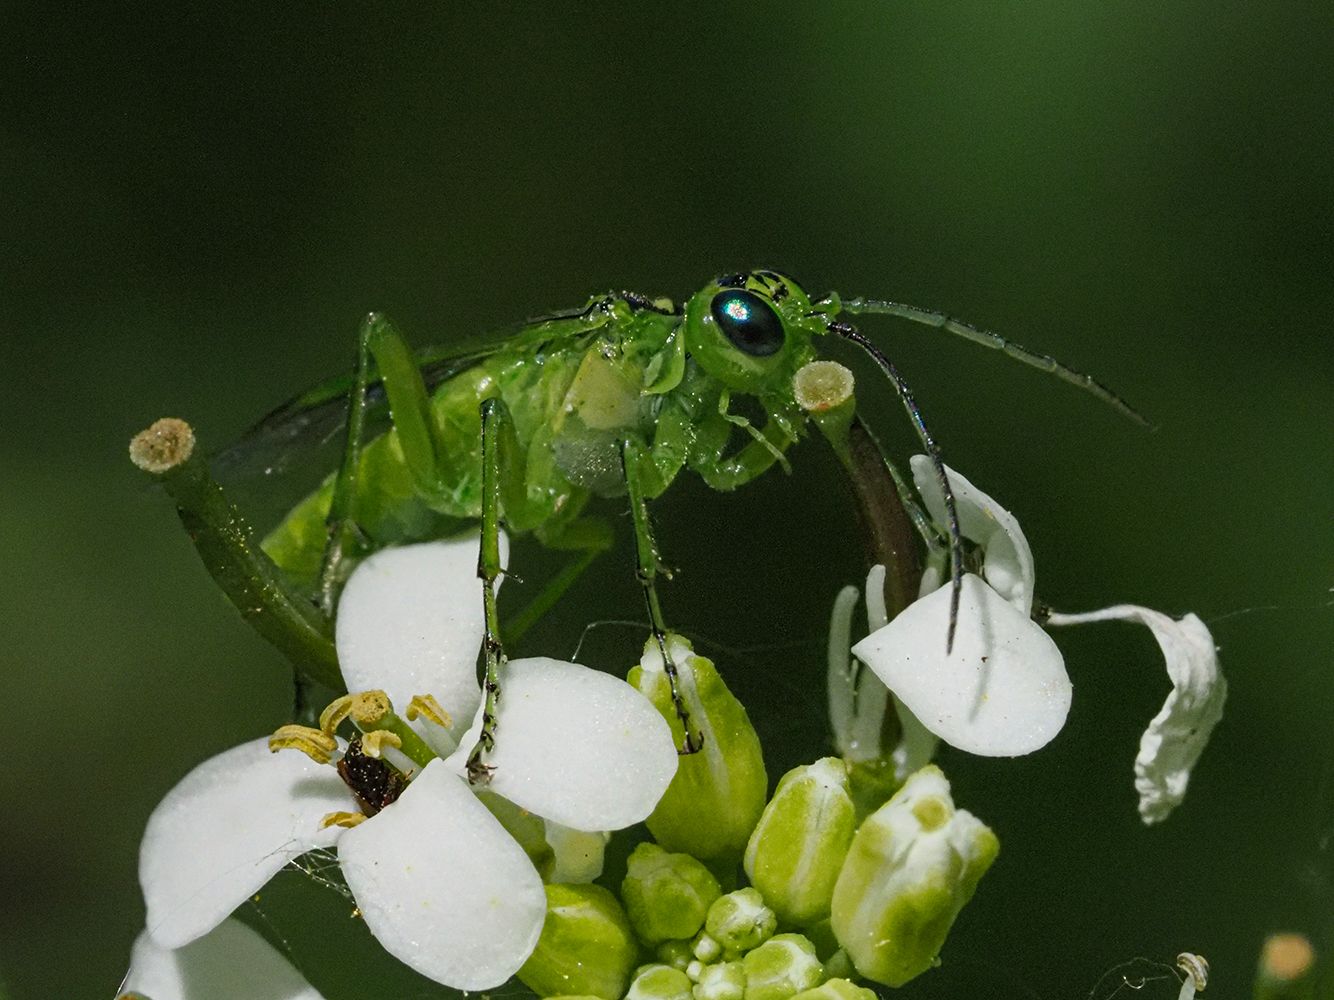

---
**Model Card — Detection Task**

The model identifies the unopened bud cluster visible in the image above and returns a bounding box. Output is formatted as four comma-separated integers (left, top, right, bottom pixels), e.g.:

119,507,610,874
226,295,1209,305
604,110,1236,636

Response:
515,637,1000,1000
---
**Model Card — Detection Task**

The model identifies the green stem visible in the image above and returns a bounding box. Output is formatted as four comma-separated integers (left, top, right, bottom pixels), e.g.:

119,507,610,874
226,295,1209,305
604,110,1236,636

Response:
130,419,343,691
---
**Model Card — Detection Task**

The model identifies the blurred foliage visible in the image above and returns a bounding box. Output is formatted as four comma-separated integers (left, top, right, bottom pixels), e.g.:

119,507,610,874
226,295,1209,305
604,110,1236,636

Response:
2,2,1331,998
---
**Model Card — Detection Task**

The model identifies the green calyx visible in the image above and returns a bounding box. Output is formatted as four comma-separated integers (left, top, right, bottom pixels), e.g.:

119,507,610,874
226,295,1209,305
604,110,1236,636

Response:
830,765,999,988
705,888,777,959
742,935,824,1000
629,634,767,863
743,759,857,927
519,884,640,1000
622,842,723,945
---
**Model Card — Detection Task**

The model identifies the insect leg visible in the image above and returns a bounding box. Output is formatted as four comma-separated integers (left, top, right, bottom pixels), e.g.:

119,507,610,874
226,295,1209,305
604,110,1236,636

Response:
315,313,376,617
689,400,799,492
716,390,792,473
623,439,703,754
466,396,508,783
362,313,453,500
828,321,965,653
841,297,1152,428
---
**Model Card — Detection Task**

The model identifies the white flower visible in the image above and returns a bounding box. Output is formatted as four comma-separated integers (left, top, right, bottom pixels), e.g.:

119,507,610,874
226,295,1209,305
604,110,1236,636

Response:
851,457,1070,757
139,536,678,990
1046,605,1225,824
121,918,326,1000
827,564,938,782
848,456,1225,822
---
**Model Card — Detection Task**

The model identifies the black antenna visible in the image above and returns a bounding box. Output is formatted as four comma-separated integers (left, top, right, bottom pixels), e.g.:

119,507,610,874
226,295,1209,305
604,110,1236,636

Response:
827,319,963,653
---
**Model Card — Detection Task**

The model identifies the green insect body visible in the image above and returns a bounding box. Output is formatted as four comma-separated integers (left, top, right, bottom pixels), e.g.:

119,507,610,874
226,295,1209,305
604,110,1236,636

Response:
134,267,1141,770
262,272,828,590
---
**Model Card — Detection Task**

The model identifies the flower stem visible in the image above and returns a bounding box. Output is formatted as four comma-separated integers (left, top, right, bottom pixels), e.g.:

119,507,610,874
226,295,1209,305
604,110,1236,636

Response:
130,418,342,691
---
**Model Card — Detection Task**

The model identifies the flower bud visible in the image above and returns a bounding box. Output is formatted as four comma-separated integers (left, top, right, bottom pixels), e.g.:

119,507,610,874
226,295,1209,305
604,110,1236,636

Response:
656,939,694,971
694,960,747,1000
742,934,824,1000
622,842,723,945
744,758,856,926
705,888,777,957
518,884,640,1000
830,765,999,988
693,931,723,963
626,964,694,1000
789,979,877,1000
629,635,767,861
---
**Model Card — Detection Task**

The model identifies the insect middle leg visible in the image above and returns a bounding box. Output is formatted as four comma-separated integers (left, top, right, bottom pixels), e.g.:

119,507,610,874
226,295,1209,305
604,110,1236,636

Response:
623,437,703,754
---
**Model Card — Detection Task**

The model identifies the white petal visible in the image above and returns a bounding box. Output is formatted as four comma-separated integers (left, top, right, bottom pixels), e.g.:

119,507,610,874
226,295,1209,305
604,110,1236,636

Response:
448,658,679,830
335,534,507,723
851,574,1070,756
122,918,327,1000
1047,606,1226,824
910,455,1036,613
338,759,545,990
140,738,355,948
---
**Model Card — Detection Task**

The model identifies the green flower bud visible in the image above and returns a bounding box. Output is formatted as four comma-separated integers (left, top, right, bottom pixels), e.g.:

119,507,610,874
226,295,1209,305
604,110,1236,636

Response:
626,964,694,1000
830,765,999,988
742,934,824,1000
629,635,767,861
744,758,856,927
622,842,723,945
693,932,723,964
518,884,639,1000
657,939,694,971
694,960,747,1000
789,979,877,1000
705,888,777,957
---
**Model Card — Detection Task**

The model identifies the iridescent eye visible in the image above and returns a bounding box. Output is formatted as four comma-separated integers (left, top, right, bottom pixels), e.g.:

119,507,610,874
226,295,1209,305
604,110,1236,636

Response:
709,289,784,357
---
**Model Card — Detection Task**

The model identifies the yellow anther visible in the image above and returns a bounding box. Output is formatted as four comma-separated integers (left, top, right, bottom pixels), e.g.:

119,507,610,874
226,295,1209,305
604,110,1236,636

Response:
319,811,367,830
319,694,355,735
360,730,403,759
406,693,452,730
348,689,392,726
268,724,337,764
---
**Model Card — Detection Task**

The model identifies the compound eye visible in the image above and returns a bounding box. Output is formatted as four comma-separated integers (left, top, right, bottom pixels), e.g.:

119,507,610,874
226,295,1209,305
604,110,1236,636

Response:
709,289,784,357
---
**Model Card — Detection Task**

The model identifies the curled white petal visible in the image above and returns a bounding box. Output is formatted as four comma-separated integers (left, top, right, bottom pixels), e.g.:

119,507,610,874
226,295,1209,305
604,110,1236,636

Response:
140,738,355,949
335,535,507,723
852,574,1070,756
448,658,678,830
1047,606,1225,824
338,759,545,991
910,455,1035,614
122,918,327,1000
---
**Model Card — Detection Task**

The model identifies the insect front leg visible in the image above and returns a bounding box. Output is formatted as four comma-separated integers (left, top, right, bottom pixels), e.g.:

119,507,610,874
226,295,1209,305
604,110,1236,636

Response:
623,438,703,754
688,396,799,492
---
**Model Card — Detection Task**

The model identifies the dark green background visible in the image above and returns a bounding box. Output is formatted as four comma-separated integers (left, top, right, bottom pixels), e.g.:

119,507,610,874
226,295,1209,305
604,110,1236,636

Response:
4,4,1331,997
